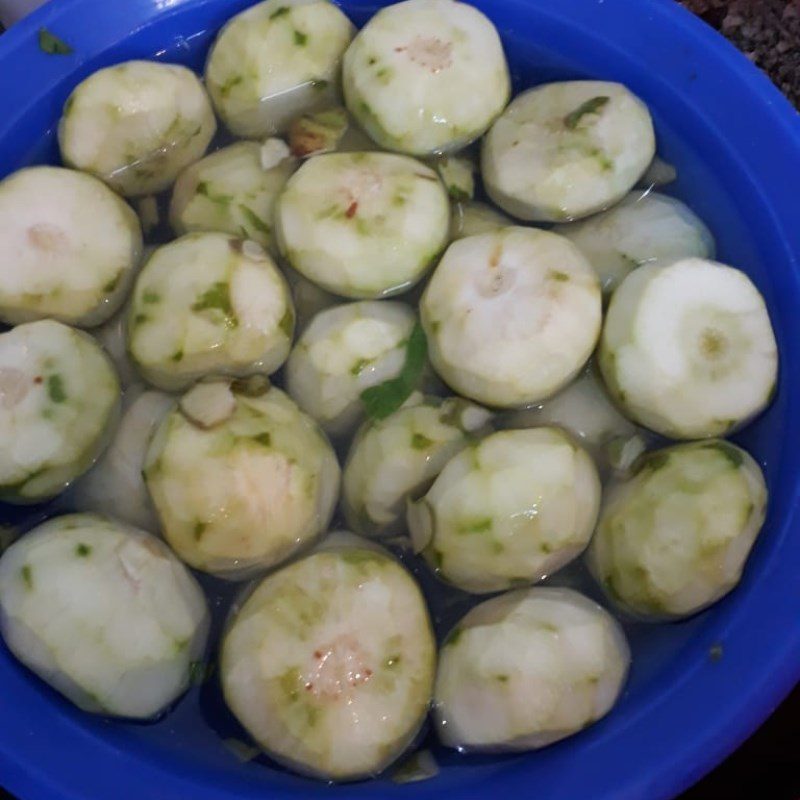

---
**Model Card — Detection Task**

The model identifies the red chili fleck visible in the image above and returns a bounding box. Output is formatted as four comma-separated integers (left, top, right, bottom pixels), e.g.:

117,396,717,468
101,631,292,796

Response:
345,201,359,219
33,376,43,384
314,650,322,659
305,682,314,691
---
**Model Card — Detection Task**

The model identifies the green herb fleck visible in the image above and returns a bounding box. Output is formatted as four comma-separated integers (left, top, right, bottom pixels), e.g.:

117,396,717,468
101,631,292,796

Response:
196,182,233,207
705,441,744,468
142,289,160,304
311,79,329,91
75,543,92,557
133,313,149,326
280,668,301,701
192,282,237,328
47,374,67,403
0,526,17,556
495,674,509,683
305,705,320,728
448,185,470,202
239,204,270,235
278,308,295,340
38,28,73,55
603,574,622,601
252,432,272,447
103,274,122,294
269,6,290,18
350,358,370,376
564,96,610,129
385,654,401,669
550,270,570,282
643,451,670,473
360,322,427,421
171,350,184,363
460,517,493,534
168,639,187,657
437,400,466,431
294,30,308,46
232,375,271,397
709,643,724,662
411,432,434,450
189,660,215,685
163,113,186,141
194,521,207,541
431,548,444,570
21,565,33,589
218,74,243,98
444,626,462,647
588,146,614,171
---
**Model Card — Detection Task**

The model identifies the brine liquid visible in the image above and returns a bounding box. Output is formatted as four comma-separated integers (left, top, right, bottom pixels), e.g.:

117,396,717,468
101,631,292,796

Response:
0,7,780,782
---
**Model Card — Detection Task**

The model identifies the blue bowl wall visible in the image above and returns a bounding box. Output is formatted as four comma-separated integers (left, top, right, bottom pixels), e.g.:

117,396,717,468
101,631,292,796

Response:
0,1,799,799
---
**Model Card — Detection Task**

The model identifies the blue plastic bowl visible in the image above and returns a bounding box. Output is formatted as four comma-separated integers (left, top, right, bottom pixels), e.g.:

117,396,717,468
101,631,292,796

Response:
1,1,799,798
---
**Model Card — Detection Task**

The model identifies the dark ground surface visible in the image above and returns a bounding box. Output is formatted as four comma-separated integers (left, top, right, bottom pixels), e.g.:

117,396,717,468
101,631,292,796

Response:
681,686,799,798
681,0,800,107
0,2,798,800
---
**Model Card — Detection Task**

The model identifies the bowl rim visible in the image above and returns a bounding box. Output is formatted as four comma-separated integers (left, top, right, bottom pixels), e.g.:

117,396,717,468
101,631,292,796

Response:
0,0,799,799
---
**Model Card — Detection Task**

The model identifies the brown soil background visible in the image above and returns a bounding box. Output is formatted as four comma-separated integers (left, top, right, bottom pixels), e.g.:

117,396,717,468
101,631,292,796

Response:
681,0,800,106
